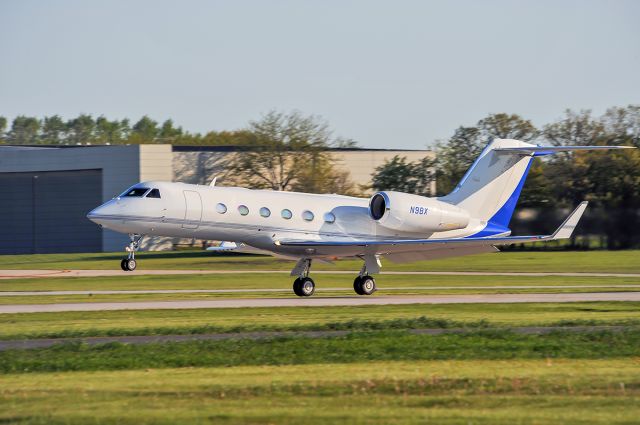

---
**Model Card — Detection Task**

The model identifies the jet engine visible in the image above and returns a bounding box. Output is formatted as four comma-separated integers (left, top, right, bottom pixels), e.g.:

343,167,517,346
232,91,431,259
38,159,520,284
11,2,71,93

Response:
369,191,470,233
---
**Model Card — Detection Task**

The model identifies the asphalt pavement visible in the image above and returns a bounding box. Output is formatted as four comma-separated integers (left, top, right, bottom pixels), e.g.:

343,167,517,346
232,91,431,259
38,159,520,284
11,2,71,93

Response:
1,292,639,313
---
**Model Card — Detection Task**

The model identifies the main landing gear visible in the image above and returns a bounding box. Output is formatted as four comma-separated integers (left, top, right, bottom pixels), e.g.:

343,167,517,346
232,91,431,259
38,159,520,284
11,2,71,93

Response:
353,262,377,295
120,234,143,272
290,258,377,297
292,259,315,297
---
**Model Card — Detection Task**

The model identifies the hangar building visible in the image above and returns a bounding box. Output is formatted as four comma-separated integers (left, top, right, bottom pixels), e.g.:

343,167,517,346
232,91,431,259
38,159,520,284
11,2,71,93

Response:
0,144,434,254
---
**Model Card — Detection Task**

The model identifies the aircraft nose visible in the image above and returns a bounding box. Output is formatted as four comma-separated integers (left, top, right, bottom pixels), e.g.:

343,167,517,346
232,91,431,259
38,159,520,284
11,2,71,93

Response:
86,205,106,224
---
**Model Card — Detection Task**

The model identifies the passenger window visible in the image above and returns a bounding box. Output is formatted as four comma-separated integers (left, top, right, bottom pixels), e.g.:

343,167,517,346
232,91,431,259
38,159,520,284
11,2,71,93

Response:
302,210,314,221
281,209,292,219
123,188,149,197
216,203,227,214
260,207,271,218
323,212,336,223
146,189,161,198
238,205,249,216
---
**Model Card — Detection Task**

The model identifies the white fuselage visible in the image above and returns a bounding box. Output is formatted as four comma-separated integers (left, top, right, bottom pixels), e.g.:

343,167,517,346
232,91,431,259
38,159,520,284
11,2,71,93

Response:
87,181,486,259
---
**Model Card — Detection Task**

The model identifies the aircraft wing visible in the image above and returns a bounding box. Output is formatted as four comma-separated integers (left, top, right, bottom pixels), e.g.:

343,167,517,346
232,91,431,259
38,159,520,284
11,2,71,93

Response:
276,202,588,262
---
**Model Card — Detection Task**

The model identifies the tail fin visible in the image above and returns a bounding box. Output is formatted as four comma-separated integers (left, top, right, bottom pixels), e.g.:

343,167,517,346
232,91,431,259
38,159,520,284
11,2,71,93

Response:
439,139,534,236
439,139,634,237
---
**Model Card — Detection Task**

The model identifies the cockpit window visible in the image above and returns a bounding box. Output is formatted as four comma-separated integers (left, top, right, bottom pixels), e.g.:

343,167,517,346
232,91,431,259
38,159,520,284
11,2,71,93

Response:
124,188,149,197
146,189,161,198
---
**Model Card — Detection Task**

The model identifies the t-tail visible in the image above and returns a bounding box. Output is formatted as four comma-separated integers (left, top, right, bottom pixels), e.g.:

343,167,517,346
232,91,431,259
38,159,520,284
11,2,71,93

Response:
439,138,634,237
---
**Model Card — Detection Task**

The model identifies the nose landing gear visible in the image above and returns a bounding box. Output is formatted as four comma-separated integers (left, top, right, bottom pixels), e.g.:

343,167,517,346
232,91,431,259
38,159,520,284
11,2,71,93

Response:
121,234,143,272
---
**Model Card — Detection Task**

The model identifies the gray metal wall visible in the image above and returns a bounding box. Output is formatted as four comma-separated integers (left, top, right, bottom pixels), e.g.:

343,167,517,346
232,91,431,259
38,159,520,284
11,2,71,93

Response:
0,169,103,254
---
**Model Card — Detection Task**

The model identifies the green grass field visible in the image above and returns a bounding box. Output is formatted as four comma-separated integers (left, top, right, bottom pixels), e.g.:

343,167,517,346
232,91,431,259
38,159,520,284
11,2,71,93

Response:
2,358,638,424
1,250,640,423
1,250,639,272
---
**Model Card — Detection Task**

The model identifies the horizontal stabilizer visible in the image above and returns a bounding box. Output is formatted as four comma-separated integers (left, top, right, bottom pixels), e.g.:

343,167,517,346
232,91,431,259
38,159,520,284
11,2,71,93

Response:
495,145,635,156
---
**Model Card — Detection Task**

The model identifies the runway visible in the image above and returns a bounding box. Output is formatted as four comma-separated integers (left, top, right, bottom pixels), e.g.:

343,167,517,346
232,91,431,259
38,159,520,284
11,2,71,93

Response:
1,292,639,314
2,285,640,296
2,269,640,279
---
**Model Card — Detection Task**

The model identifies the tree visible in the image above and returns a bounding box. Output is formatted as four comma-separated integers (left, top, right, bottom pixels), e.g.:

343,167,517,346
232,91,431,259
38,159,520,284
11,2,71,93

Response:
41,115,67,144
224,110,337,191
130,116,159,143
95,116,130,145
0,116,7,143
67,114,95,144
543,109,604,147
371,155,435,197
477,113,538,141
158,119,183,140
601,105,640,147
333,137,359,148
8,116,40,144
291,152,357,195
541,107,640,248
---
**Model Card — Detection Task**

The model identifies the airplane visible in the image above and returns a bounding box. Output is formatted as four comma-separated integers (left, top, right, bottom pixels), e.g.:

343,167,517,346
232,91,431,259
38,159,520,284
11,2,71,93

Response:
87,138,634,297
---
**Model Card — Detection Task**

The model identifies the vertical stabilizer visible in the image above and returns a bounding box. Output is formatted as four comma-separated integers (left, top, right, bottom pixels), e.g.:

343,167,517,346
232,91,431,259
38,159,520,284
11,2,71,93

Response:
439,139,535,236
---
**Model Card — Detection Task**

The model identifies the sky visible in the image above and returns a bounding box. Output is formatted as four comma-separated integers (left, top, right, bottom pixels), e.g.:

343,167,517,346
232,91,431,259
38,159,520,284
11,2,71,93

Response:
0,0,638,149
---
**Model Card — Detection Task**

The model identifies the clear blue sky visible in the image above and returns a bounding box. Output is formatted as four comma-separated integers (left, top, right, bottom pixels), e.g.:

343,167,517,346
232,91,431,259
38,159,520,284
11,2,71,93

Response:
1,0,638,149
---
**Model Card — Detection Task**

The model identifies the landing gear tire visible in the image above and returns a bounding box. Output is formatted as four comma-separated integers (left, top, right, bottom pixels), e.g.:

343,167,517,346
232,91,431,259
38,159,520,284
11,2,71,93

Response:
126,258,137,271
121,258,136,271
293,277,315,297
354,275,376,295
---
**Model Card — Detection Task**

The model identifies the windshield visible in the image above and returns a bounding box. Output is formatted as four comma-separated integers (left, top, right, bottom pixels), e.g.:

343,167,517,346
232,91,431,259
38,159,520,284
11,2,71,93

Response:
123,188,149,197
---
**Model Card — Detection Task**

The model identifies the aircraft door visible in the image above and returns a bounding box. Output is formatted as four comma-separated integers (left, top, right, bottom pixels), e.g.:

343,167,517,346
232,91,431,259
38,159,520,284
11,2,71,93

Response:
182,190,202,229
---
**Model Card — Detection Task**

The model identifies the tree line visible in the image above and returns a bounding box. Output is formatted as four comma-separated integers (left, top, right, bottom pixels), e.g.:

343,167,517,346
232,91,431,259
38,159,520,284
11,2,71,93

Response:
0,114,251,146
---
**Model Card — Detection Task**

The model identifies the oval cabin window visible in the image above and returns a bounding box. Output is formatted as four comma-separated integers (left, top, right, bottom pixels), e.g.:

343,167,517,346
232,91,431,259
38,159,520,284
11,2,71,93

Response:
323,212,336,223
216,203,227,214
260,207,271,218
302,210,314,222
238,205,249,216
281,209,292,219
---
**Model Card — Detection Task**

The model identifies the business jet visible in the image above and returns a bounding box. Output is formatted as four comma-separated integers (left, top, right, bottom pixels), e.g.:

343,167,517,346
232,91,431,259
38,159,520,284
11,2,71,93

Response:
87,139,633,297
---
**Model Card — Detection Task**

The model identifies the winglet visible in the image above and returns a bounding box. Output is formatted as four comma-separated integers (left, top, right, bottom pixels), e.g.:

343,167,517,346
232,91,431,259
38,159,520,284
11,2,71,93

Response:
550,201,588,240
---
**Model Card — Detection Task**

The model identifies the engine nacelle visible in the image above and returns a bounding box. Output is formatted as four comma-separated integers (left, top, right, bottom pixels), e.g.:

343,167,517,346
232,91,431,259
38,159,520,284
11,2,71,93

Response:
369,191,470,233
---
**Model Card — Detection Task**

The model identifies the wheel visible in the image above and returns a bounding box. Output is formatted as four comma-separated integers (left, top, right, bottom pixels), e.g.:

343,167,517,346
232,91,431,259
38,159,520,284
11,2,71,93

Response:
293,278,303,296
125,258,137,271
299,277,315,297
360,276,376,295
293,277,315,297
353,276,364,295
354,275,376,295
120,259,128,271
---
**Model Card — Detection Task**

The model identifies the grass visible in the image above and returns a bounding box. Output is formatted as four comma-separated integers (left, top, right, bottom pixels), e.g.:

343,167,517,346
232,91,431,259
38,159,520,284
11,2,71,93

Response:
1,250,640,272
2,329,640,373
1,302,640,340
1,359,638,424
1,250,639,423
